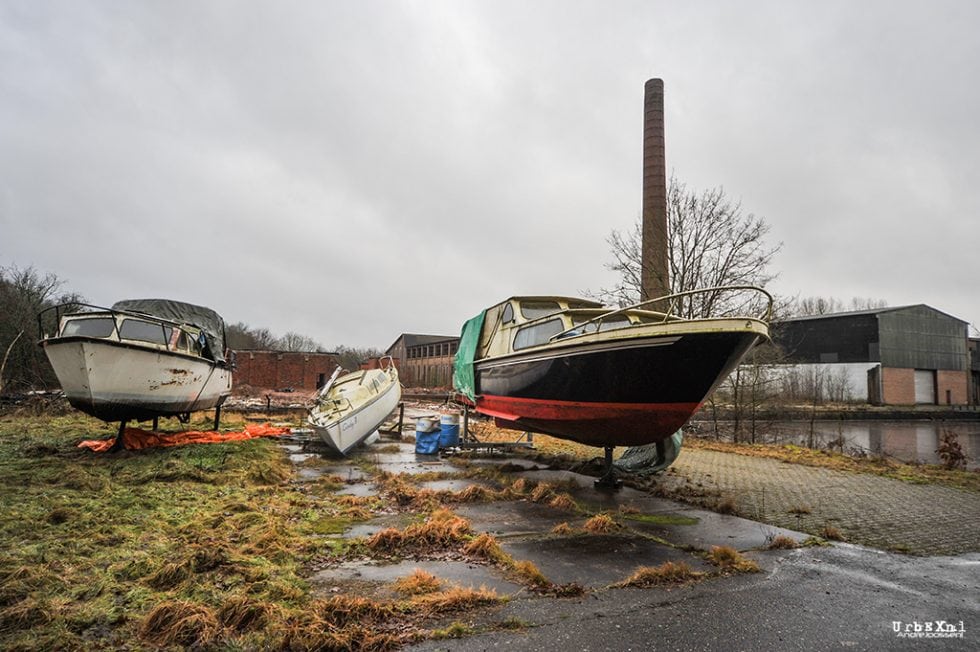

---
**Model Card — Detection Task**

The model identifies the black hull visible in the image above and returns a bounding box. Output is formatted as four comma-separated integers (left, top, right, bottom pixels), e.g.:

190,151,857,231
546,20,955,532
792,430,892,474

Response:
473,330,762,447
476,331,759,403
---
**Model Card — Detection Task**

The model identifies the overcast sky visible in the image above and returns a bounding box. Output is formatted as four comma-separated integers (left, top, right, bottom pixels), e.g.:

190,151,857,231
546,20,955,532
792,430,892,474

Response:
2,0,978,349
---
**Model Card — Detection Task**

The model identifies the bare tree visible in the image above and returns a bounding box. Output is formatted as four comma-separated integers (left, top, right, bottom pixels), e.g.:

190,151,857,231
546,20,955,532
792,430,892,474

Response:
0,265,84,391
277,331,324,353
333,345,383,371
790,296,888,316
598,176,781,317
226,322,281,350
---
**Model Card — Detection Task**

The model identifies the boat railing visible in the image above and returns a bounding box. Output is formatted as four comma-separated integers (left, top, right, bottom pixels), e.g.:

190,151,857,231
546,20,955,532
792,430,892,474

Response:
549,286,774,342
37,302,203,357
379,355,397,372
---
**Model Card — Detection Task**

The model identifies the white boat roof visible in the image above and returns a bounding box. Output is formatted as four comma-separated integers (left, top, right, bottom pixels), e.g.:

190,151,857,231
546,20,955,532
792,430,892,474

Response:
494,296,605,309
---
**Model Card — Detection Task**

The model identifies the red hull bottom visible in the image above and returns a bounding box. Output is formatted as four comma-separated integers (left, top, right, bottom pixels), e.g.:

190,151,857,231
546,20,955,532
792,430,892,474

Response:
476,395,700,447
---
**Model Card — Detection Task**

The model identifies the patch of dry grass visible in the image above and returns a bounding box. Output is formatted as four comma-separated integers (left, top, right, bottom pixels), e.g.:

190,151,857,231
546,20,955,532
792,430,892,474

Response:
583,513,617,533
766,535,799,550
393,569,443,596
408,586,500,615
138,600,220,648
512,561,550,589
715,494,740,515
551,522,574,535
548,493,578,511
217,595,277,633
820,524,845,541
706,546,760,573
616,561,703,587
463,533,510,565
366,509,472,554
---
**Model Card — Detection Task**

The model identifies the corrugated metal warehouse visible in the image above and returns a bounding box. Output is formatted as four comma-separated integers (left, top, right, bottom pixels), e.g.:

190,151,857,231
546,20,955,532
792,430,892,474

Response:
773,305,972,405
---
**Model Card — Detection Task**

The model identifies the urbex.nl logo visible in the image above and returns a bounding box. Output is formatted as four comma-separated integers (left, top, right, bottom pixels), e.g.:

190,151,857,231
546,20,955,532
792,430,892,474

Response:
893,621,965,639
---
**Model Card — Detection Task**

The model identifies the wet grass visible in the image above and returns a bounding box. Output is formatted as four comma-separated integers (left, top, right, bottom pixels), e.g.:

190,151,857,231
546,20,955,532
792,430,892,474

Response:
0,413,505,649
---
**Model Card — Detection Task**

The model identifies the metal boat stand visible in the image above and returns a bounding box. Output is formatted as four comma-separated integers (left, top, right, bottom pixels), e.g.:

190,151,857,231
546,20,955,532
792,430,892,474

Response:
594,446,622,490
108,421,128,453
455,406,535,452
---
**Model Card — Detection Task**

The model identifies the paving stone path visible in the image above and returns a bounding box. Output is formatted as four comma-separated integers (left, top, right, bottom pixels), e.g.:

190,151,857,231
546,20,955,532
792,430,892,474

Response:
660,448,980,555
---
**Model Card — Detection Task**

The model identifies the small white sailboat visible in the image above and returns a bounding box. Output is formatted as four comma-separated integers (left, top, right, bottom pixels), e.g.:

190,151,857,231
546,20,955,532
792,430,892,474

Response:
307,357,401,456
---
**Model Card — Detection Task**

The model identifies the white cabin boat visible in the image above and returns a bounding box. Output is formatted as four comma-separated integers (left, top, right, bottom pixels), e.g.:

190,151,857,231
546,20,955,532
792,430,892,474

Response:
38,299,233,428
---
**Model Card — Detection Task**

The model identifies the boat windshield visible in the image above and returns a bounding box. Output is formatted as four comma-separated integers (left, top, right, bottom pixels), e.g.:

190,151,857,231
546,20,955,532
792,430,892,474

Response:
520,301,561,320
119,318,172,345
61,317,115,338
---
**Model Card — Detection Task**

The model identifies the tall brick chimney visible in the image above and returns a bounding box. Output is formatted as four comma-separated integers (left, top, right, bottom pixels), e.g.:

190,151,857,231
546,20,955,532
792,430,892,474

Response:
641,78,669,303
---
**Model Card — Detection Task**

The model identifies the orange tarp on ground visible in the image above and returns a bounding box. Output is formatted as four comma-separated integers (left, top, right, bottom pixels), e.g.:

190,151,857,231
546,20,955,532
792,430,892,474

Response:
78,423,291,453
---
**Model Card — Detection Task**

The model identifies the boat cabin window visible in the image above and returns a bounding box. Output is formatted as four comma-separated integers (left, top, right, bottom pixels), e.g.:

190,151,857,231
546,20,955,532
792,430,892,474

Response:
597,315,633,332
501,303,514,323
513,318,564,350
61,317,115,338
520,301,561,320
119,318,171,345
569,314,633,334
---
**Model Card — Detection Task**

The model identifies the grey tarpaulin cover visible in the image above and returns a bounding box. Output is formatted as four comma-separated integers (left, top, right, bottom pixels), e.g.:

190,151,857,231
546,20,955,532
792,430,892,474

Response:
614,430,684,475
111,299,227,364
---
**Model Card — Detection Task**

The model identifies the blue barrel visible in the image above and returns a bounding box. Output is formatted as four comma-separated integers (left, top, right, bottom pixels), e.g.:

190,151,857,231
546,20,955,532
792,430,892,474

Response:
415,418,440,455
439,413,460,448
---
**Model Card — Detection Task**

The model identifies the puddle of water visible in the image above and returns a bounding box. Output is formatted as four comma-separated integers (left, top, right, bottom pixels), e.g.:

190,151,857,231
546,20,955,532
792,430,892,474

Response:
335,483,380,497
418,478,498,493
312,559,524,596
501,534,711,588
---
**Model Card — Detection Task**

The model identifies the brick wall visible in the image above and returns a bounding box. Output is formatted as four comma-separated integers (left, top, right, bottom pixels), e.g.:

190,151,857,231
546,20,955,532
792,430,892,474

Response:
880,367,969,405
880,367,915,405
233,351,340,392
936,369,968,405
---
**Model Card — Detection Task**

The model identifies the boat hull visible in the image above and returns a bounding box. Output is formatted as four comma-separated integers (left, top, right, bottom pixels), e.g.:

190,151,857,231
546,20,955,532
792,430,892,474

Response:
309,370,402,456
42,337,232,422
474,330,761,447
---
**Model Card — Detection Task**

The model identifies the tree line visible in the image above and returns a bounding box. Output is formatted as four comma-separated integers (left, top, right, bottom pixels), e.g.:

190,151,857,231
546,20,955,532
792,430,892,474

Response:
0,264,379,393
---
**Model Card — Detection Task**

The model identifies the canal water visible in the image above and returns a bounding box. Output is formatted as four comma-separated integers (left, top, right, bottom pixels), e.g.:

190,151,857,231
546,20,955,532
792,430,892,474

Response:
689,420,980,470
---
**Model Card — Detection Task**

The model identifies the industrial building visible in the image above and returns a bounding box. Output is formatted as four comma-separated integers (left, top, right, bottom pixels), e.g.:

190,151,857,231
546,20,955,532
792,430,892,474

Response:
772,305,972,405
385,333,460,388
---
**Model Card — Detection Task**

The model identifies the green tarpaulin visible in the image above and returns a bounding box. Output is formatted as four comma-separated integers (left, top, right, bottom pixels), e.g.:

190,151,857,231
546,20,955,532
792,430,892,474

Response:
452,310,486,402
